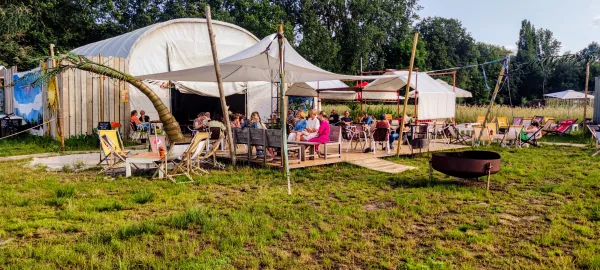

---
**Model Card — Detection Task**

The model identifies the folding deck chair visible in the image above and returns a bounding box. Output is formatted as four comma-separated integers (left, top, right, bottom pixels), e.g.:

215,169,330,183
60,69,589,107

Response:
153,134,200,183
500,125,522,147
472,126,492,145
545,119,578,136
98,130,131,172
476,115,485,125
447,125,470,145
512,117,523,126
540,119,555,135
533,116,544,124
521,117,533,129
587,125,600,156
520,127,543,147
497,117,509,133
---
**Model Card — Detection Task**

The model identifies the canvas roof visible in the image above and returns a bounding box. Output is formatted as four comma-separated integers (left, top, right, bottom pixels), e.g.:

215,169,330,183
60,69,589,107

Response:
286,80,349,97
138,33,393,83
435,79,473,98
544,90,594,100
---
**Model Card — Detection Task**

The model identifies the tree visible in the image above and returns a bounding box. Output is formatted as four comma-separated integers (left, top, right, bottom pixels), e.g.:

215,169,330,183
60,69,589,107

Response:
45,53,184,142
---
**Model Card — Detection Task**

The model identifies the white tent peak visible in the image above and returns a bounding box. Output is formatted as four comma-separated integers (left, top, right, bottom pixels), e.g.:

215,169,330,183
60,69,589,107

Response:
71,18,258,58
544,90,594,100
138,33,394,83
286,80,349,97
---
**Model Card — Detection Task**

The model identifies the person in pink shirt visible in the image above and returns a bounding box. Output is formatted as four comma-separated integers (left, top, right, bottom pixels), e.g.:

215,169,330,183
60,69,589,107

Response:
308,111,331,152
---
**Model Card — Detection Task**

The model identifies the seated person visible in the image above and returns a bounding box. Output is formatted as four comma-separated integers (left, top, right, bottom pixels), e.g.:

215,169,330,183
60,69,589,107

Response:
525,119,542,139
329,109,340,124
139,110,150,123
202,112,211,126
361,113,373,125
209,114,227,136
307,111,331,152
374,114,399,150
288,111,307,141
194,113,207,130
299,109,320,141
130,110,150,131
231,113,242,128
340,111,353,125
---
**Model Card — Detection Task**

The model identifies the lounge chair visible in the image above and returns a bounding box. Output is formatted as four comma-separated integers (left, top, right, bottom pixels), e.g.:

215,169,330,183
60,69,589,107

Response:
476,115,485,125
447,125,470,145
500,125,522,147
196,132,225,170
512,117,523,126
472,126,492,145
540,119,556,135
587,125,600,156
153,134,200,183
486,122,498,136
533,116,544,124
545,119,578,136
520,127,543,147
98,130,131,172
521,117,533,129
497,117,509,133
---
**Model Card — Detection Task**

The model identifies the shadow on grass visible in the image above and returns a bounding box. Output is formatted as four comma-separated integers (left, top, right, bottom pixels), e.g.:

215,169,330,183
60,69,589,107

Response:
386,175,491,190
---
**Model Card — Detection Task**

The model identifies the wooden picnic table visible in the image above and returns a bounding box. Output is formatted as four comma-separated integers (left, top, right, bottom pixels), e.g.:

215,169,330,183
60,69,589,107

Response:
125,152,164,178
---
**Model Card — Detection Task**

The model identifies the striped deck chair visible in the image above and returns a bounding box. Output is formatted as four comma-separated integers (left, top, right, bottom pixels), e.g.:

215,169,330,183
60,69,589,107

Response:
545,119,578,136
512,117,523,126
587,125,600,156
98,130,131,172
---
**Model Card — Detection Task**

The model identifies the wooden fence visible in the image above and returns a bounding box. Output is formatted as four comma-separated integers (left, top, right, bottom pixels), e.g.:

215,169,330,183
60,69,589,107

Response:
58,56,131,138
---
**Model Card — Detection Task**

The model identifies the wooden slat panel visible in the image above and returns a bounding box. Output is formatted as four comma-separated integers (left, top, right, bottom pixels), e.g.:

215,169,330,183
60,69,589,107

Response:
119,58,126,131
75,68,82,135
106,57,113,122
123,59,131,139
86,64,93,134
92,58,99,128
113,57,119,125
61,65,70,138
81,68,88,134
69,68,76,137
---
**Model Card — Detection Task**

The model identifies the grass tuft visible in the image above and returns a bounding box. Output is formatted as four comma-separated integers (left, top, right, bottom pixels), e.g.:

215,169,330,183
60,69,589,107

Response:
116,222,158,240
95,201,124,212
54,185,76,198
168,208,213,230
131,190,155,204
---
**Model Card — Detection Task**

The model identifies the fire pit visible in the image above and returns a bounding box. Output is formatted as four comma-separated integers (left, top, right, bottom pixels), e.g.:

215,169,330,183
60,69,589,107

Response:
430,151,501,191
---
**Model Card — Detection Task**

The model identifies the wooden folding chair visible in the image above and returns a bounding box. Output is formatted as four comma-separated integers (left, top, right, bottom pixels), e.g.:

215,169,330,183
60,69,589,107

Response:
197,132,226,170
153,134,200,183
497,117,509,132
500,125,522,147
476,115,485,125
98,130,131,172
447,125,470,145
472,126,492,145
587,125,600,156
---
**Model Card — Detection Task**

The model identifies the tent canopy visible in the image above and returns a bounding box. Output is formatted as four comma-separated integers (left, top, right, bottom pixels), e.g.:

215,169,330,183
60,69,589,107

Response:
544,90,594,100
138,33,393,83
364,70,455,119
435,79,473,98
286,80,349,97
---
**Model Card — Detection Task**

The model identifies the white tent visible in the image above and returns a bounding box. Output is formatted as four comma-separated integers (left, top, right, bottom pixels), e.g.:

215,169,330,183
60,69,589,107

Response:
138,34,389,83
364,71,455,119
71,18,266,120
286,80,349,97
544,90,594,100
435,79,473,98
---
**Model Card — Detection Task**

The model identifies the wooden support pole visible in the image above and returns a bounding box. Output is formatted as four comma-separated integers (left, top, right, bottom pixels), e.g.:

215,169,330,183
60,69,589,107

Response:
98,52,103,122
476,55,509,145
396,32,419,156
50,44,65,150
205,5,236,165
277,24,292,195
584,63,590,126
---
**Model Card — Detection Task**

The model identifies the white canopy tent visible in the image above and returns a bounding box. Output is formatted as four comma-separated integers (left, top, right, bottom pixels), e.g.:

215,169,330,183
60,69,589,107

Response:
71,18,267,120
286,80,349,97
363,71,456,119
435,79,473,98
544,90,594,100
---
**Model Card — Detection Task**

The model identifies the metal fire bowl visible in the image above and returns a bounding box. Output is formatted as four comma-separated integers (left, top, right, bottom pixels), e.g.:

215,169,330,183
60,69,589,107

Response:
431,151,501,179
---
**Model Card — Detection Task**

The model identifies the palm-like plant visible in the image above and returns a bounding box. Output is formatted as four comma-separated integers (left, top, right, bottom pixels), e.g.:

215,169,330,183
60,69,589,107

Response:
42,53,184,142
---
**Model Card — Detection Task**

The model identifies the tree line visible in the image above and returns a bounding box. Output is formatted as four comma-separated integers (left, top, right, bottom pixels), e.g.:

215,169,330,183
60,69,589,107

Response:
1,0,598,105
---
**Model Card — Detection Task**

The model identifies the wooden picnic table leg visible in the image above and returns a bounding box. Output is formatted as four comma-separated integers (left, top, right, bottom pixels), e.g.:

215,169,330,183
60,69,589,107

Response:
125,160,132,177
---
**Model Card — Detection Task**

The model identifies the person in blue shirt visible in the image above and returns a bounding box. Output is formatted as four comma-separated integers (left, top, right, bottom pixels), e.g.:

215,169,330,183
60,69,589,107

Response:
361,113,373,125
288,111,307,141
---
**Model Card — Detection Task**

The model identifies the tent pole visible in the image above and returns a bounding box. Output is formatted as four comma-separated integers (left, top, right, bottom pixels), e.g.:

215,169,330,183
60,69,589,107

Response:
396,33,419,156
584,63,590,128
50,44,65,150
476,55,509,146
206,5,236,165
277,24,291,195
414,69,419,123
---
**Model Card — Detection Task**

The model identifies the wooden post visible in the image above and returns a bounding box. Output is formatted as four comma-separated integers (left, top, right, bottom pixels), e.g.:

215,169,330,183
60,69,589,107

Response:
205,5,236,165
277,24,292,195
98,52,103,122
584,63,590,126
50,44,65,150
396,33,419,156
475,55,509,145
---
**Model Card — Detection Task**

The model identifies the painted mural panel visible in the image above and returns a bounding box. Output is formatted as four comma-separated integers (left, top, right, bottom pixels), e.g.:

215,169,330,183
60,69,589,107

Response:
288,96,314,113
13,68,43,126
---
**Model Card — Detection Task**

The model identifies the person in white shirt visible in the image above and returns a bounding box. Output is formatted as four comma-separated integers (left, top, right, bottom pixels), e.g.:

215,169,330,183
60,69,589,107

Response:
300,109,320,141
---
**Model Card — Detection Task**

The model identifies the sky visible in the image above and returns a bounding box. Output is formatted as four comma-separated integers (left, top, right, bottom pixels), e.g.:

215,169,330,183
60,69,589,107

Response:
418,0,600,54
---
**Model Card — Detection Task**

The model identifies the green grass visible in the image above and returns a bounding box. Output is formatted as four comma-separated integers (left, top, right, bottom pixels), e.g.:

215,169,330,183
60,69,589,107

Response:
0,145,599,268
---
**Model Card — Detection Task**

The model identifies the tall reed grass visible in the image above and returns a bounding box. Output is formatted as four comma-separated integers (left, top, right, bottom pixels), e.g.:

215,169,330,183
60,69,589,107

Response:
322,103,592,123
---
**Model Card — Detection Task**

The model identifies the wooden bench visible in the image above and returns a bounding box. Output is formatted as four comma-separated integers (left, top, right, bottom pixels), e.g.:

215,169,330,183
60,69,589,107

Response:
290,125,342,160
233,127,301,165
265,129,301,164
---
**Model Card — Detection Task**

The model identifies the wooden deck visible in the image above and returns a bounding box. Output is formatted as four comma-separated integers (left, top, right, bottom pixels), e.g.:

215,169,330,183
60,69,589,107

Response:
216,140,469,169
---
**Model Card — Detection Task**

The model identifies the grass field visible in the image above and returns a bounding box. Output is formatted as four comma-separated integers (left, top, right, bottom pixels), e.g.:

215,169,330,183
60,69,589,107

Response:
1,145,599,269
322,104,591,124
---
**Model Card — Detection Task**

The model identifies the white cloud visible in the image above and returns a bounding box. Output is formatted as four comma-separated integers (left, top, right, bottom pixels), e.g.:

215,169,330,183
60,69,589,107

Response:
593,16,600,27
